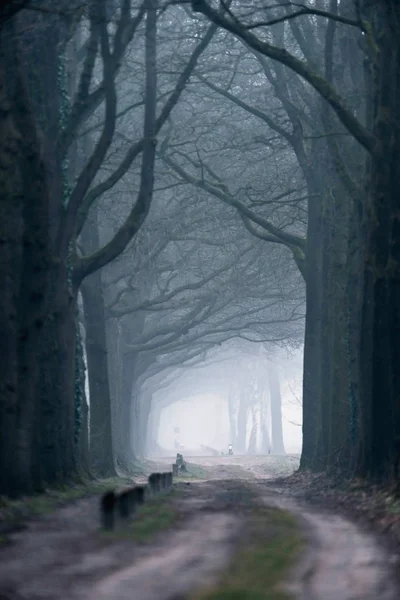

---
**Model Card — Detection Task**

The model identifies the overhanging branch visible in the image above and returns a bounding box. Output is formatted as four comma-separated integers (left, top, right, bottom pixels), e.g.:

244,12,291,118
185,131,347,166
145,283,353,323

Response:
189,0,376,155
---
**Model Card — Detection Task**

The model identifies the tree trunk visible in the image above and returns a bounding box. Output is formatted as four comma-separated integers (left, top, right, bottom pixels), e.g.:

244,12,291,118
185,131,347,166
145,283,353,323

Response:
358,3,400,481
0,25,23,496
300,181,322,469
269,365,285,455
115,348,150,471
0,15,80,495
346,199,364,473
130,386,142,459
236,393,248,454
259,393,271,454
326,183,352,473
227,391,238,448
38,264,78,484
247,406,257,455
109,312,146,471
146,401,162,456
114,347,136,471
0,20,51,495
13,6,78,487
134,388,152,459
129,354,155,459
81,210,115,477
75,320,91,478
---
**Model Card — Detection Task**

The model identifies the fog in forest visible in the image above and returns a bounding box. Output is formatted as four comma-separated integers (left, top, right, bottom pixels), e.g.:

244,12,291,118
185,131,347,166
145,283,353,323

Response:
146,350,303,456
2,1,400,598
2,7,400,590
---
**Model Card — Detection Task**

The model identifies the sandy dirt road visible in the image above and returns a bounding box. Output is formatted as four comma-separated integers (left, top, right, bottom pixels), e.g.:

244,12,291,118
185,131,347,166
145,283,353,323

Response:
0,455,398,600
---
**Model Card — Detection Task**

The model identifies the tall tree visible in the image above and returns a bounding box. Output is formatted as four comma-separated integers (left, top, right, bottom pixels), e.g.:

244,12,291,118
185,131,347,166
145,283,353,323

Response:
0,0,220,495
189,0,400,481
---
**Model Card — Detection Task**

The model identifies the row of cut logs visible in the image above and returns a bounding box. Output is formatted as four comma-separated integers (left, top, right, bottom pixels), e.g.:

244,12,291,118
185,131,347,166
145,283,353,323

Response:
100,470,174,530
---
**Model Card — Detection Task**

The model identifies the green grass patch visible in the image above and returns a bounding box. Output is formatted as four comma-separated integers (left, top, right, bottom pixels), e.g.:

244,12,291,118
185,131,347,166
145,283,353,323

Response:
128,496,179,542
104,491,179,543
388,500,400,515
174,462,208,481
192,507,303,600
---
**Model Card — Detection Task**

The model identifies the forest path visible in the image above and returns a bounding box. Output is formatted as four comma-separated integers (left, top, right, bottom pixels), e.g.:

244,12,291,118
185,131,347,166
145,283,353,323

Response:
0,456,398,600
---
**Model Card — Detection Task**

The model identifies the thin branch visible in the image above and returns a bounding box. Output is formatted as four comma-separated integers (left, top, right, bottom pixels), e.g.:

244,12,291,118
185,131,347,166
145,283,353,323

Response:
107,247,252,317
244,5,360,31
59,1,145,157
160,148,306,251
190,0,376,154
75,20,218,236
196,72,293,143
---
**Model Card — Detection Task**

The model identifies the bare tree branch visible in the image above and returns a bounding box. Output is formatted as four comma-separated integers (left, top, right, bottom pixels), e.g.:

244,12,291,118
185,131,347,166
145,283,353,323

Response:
189,0,376,154
160,147,306,251
75,0,158,281
75,21,218,236
58,0,117,255
58,0,146,157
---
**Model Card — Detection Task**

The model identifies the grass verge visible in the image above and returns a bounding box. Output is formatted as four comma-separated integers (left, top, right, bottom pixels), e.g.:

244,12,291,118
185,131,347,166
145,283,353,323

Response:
192,506,303,600
0,470,145,544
